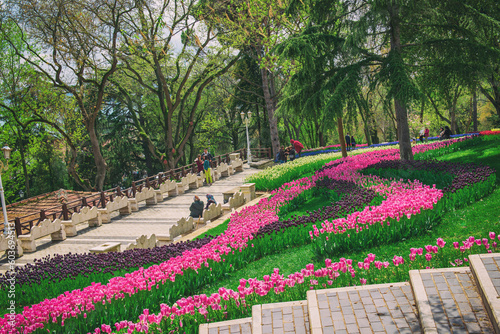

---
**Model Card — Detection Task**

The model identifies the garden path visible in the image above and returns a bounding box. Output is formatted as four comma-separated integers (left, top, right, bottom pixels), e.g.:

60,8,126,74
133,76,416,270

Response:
0,164,261,273
202,253,500,333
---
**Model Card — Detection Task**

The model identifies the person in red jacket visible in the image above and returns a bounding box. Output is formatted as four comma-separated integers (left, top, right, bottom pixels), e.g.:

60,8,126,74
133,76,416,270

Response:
290,139,304,158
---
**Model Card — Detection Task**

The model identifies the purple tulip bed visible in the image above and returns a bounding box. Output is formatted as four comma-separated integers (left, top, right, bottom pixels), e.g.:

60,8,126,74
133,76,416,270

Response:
0,136,498,334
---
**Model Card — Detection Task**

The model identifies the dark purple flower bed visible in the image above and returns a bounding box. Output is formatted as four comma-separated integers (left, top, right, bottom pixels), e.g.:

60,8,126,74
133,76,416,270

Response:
361,160,495,193
0,236,214,289
253,179,378,238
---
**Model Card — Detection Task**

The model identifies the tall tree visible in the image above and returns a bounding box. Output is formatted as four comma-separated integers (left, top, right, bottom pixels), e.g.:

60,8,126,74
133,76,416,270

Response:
114,0,240,170
1,0,134,190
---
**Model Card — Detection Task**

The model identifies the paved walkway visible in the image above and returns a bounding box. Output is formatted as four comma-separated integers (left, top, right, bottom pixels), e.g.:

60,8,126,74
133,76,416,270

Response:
0,165,261,272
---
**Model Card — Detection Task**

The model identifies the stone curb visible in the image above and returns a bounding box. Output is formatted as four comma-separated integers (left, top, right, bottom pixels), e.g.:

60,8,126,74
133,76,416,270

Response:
199,317,252,334
469,254,500,334
409,269,439,334
252,304,262,334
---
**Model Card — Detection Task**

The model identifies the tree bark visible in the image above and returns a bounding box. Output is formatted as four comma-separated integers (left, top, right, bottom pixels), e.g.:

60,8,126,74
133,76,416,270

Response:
389,3,413,160
260,68,280,158
473,87,478,132
87,120,107,191
337,117,348,158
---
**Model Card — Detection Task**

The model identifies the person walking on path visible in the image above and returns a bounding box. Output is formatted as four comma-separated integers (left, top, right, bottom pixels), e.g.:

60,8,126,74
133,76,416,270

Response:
424,128,430,142
205,194,216,210
189,196,204,218
345,133,351,151
277,146,286,163
290,139,304,158
351,135,356,149
203,156,213,185
195,155,204,174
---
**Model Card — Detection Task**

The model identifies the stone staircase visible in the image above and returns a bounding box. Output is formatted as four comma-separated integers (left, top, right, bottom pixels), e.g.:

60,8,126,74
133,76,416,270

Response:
200,253,500,334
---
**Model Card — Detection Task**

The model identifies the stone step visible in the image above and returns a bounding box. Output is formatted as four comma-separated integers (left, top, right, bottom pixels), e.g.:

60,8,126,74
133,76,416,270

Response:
253,300,310,334
409,266,494,334
199,317,252,334
307,282,420,334
469,253,500,334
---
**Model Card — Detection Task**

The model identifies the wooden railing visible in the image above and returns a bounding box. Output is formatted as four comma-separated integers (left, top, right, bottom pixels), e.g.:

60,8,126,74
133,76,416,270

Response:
3,148,256,236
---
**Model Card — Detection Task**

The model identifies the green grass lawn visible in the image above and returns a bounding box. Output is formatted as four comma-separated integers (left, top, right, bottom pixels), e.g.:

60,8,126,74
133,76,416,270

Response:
195,136,500,296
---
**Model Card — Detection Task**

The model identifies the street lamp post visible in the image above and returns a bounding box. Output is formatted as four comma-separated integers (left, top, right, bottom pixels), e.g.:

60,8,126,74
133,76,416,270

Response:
1,146,12,235
240,111,252,164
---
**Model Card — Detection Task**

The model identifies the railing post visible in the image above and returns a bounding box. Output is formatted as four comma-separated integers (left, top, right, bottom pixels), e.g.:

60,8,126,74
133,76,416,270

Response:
218,156,221,165
158,173,163,185
15,217,21,236
100,191,107,208
81,197,88,207
117,186,123,197
40,210,47,221
62,203,69,220
146,176,151,188
132,182,137,197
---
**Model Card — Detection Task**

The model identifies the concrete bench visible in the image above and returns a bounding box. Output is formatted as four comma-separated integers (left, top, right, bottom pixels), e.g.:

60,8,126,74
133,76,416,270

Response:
0,233,23,257
61,206,102,237
159,179,178,198
89,242,121,253
124,234,156,251
203,203,222,223
98,195,131,223
223,187,240,203
222,191,246,214
169,217,194,239
156,234,172,247
129,187,156,211
18,219,66,253
230,154,244,172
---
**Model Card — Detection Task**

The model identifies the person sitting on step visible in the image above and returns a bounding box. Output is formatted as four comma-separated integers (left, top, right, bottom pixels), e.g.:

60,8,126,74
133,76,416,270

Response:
189,195,204,218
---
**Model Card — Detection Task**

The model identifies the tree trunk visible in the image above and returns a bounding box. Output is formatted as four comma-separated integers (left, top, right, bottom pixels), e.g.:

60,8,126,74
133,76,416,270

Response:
260,68,280,158
473,87,478,132
337,117,348,158
87,121,107,190
389,3,413,160
18,138,31,198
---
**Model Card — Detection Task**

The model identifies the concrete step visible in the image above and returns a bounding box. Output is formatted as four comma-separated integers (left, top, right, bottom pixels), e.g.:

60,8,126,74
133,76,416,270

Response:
253,300,310,334
469,253,500,334
199,317,252,334
409,266,494,334
307,282,419,334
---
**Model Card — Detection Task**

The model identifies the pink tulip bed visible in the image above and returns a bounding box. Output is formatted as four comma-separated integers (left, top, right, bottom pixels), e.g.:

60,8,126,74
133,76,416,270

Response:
1,137,498,334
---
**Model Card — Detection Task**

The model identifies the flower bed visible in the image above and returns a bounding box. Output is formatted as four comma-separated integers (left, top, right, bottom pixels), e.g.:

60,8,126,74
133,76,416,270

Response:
1,138,495,333
88,233,499,334
0,237,215,310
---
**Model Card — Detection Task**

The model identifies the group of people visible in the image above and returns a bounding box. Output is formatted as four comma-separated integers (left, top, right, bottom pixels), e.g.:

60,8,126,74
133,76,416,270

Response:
344,133,357,151
439,126,452,140
276,139,304,163
418,128,430,143
195,148,214,186
189,194,217,219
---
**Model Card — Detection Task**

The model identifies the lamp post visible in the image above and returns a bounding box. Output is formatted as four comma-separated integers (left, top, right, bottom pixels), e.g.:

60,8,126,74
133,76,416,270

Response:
1,146,12,235
240,111,252,164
